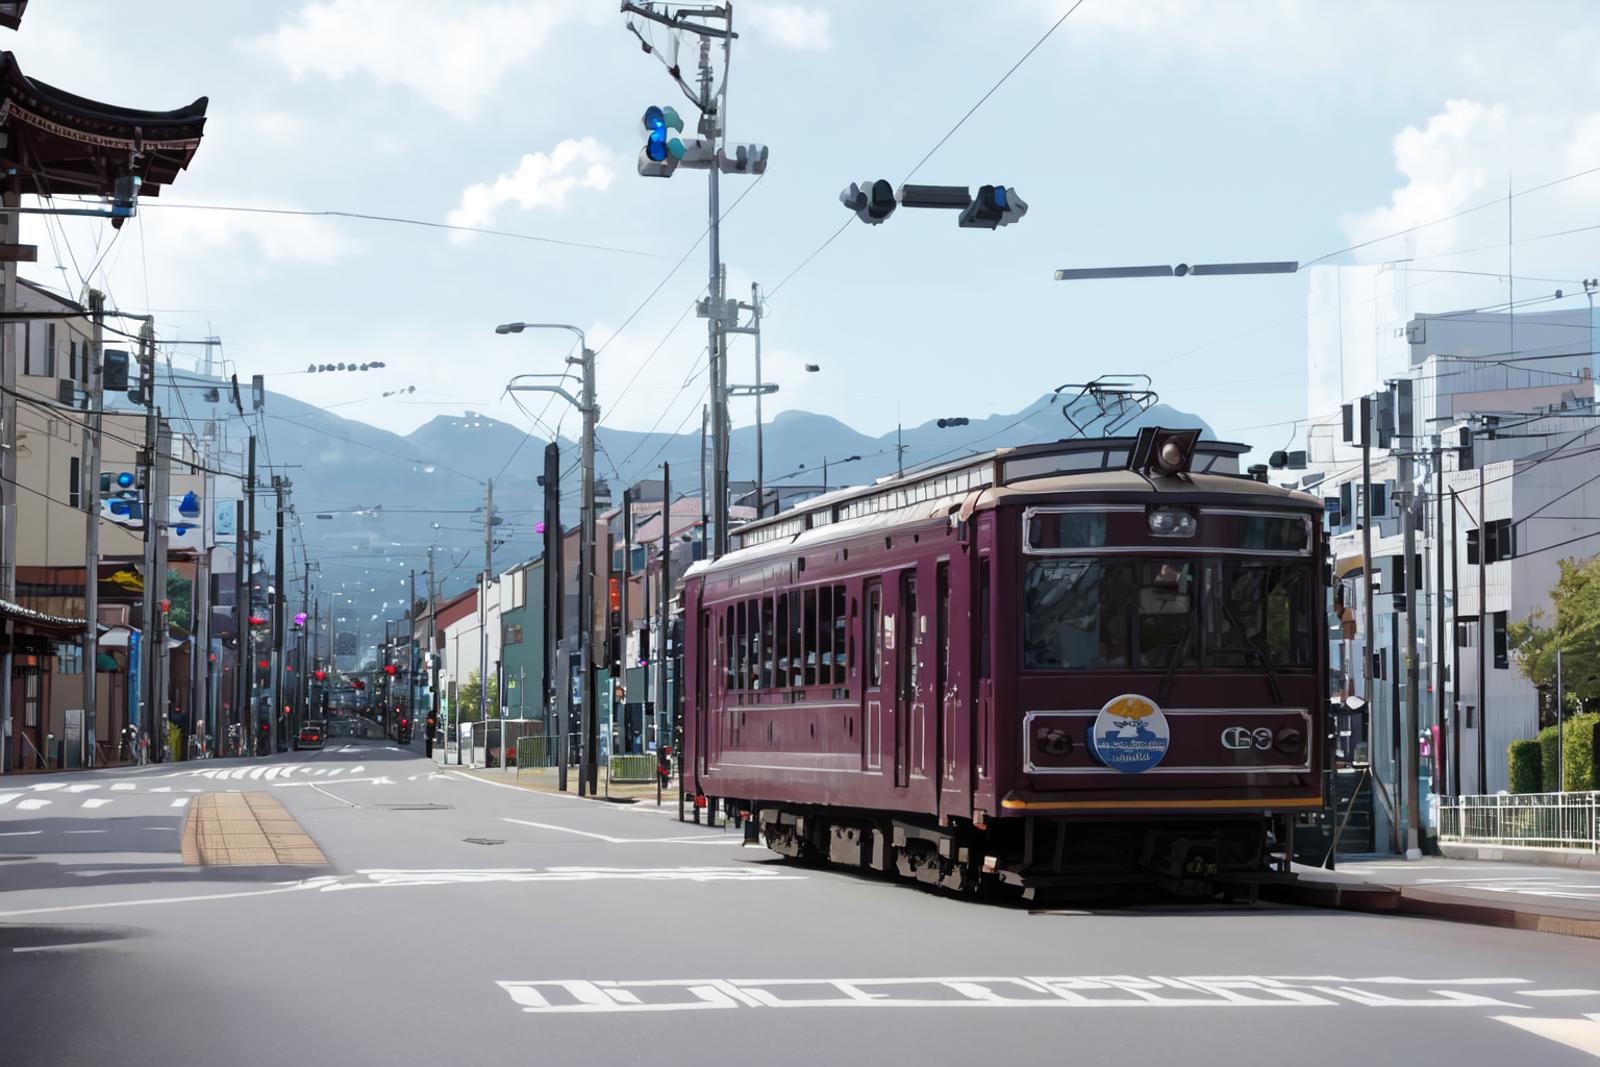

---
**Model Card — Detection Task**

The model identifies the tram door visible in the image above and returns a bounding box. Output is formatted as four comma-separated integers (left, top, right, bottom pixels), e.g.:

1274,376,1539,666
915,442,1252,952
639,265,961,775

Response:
862,580,883,773
895,570,919,788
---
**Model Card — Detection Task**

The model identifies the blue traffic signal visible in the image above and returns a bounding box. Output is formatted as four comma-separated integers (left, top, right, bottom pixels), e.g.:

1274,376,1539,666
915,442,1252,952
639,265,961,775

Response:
116,471,135,489
638,106,685,177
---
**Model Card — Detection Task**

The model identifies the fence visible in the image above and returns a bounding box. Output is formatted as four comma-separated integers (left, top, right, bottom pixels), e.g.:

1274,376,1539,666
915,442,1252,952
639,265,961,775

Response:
1438,791,1600,852
609,754,659,783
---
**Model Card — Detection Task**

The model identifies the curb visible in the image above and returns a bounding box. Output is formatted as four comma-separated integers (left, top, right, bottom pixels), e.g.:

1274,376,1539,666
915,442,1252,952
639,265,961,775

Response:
1274,878,1600,941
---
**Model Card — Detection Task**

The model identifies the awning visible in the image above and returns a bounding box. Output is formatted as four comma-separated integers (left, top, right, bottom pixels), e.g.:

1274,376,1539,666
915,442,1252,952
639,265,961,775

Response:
95,652,120,672
0,597,89,636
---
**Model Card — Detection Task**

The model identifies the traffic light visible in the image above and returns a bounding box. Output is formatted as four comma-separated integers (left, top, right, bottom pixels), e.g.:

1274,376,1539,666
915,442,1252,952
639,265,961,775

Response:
99,468,144,525
102,350,130,391
607,577,622,667
841,179,896,225
352,679,366,690
313,670,326,682
110,174,141,226
718,143,768,175
383,664,397,676
638,105,685,177
959,185,1028,229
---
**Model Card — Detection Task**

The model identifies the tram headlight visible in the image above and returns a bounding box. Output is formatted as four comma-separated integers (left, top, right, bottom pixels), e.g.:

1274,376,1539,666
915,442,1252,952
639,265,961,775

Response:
1148,507,1197,538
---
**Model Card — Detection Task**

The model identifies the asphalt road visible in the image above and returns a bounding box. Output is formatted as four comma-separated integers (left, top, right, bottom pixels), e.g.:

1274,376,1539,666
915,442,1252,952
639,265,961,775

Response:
3,741,1599,1066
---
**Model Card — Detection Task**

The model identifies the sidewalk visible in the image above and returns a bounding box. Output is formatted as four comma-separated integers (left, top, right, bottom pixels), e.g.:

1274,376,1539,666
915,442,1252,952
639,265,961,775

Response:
437,756,677,805
1283,853,1600,940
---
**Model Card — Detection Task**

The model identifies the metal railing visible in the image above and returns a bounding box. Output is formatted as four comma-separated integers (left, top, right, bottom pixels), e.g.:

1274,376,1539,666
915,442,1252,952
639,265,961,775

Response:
609,754,659,783
1438,791,1600,852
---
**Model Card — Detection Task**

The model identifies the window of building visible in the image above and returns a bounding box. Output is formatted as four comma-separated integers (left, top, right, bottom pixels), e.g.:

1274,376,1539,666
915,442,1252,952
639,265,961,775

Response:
55,642,83,675
69,455,81,509
505,624,523,645
20,322,55,377
1368,482,1388,519
23,673,40,726
1492,610,1508,669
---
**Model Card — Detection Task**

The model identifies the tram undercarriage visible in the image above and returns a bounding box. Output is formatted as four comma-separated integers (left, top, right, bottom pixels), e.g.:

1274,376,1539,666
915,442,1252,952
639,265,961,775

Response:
731,801,1297,902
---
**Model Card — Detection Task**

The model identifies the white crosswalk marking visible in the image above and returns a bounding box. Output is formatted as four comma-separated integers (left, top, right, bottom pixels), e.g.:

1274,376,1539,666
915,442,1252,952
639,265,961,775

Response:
171,797,190,808
265,767,284,780
150,787,171,794
0,793,20,806
81,798,113,809
247,767,265,780
110,783,135,791
65,784,100,794
28,783,64,792
16,798,50,811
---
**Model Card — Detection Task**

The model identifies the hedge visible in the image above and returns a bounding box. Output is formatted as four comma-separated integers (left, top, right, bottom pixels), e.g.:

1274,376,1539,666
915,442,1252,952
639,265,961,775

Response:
1507,738,1543,794
1535,713,1600,792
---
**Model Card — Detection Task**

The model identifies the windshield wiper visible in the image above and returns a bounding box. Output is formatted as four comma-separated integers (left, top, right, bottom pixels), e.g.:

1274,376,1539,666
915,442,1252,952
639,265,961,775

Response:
1156,606,1197,705
1218,598,1283,703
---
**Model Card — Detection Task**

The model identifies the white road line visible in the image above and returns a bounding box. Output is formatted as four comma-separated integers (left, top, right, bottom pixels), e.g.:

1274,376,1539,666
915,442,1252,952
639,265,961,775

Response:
81,798,113,809
170,798,191,809
16,798,51,811
0,830,41,836
27,783,65,792
109,783,135,791
64,784,100,794
149,787,171,794
13,942,106,953
1493,1013,1600,1058
247,767,265,780
1520,989,1600,997
0,793,19,806
500,818,735,846
309,782,360,808
64,829,105,835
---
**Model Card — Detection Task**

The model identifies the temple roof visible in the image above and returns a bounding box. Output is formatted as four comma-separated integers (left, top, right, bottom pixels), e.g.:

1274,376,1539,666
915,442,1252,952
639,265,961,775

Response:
0,50,207,197
0,4,28,32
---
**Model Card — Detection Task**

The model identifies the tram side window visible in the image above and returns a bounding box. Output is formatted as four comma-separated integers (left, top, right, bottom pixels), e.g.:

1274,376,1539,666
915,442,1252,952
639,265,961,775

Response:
789,591,804,686
803,588,818,685
760,597,775,688
901,572,919,696
747,600,762,689
775,594,790,687
724,607,734,690
977,557,991,679
831,584,848,685
1023,559,1131,670
867,586,883,688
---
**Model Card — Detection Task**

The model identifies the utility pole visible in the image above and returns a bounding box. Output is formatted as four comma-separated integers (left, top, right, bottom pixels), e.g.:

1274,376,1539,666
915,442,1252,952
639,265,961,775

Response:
82,290,105,767
1556,647,1565,794
656,462,670,808
234,499,246,756
542,442,564,790
1434,438,1446,796
624,2,753,558
700,405,709,546
427,545,439,760
1450,487,1462,800
1358,396,1377,745
300,559,312,738
1400,449,1421,859
271,474,288,756
243,435,257,752
479,477,493,725
0,188,19,773
1477,460,1488,794
621,486,633,761
408,567,417,738
897,422,904,478
751,285,764,517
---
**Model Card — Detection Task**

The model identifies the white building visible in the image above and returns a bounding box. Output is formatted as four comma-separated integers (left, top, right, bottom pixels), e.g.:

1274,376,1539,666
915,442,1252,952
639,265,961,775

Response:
1299,270,1598,826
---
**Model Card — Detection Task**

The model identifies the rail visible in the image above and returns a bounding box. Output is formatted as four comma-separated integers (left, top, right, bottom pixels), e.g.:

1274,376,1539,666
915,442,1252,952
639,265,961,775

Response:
1438,791,1600,852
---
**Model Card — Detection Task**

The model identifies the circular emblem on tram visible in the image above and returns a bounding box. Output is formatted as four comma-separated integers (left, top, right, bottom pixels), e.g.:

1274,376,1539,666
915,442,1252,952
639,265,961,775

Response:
1089,694,1171,774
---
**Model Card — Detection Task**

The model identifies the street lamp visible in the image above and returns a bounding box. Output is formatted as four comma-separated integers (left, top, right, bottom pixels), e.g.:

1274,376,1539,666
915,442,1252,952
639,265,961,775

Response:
499,321,598,797
1054,260,1298,281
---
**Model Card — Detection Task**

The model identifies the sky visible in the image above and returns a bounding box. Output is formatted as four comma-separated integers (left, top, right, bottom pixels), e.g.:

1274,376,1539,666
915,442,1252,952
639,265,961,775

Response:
10,1,1600,464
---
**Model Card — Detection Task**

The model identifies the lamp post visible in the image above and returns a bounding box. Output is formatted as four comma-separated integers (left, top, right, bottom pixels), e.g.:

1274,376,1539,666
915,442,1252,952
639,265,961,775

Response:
499,321,599,796
821,455,861,494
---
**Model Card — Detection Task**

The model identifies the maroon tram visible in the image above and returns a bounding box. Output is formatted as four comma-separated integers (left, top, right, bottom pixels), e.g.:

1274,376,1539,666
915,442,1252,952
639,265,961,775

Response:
681,428,1329,898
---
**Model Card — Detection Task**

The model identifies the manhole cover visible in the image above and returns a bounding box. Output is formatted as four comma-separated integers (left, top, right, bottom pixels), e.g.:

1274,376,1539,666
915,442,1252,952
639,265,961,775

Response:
463,837,504,846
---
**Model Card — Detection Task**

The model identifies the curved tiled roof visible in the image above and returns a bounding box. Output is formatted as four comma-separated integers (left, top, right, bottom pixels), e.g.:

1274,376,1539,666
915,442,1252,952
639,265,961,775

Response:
0,51,207,196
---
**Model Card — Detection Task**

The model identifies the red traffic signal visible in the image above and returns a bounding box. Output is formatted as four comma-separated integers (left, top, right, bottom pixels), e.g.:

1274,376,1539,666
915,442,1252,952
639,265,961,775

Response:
248,615,267,626
383,664,397,675
313,670,326,681
258,659,269,670
352,679,365,690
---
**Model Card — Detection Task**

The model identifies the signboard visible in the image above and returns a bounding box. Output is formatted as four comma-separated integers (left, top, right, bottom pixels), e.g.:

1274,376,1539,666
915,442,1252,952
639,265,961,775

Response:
165,493,204,552
213,498,237,541
127,631,142,730
99,561,145,604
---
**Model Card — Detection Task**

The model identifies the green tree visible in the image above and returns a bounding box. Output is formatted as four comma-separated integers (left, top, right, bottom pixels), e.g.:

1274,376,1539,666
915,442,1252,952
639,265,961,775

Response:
455,670,500,720
1509,554,1600,711
165,569,192,632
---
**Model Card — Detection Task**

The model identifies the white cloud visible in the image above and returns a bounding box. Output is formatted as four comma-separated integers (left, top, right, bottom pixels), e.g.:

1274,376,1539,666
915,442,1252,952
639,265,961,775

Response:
248,0,588,120
446,138,618,235
745,3,833,51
